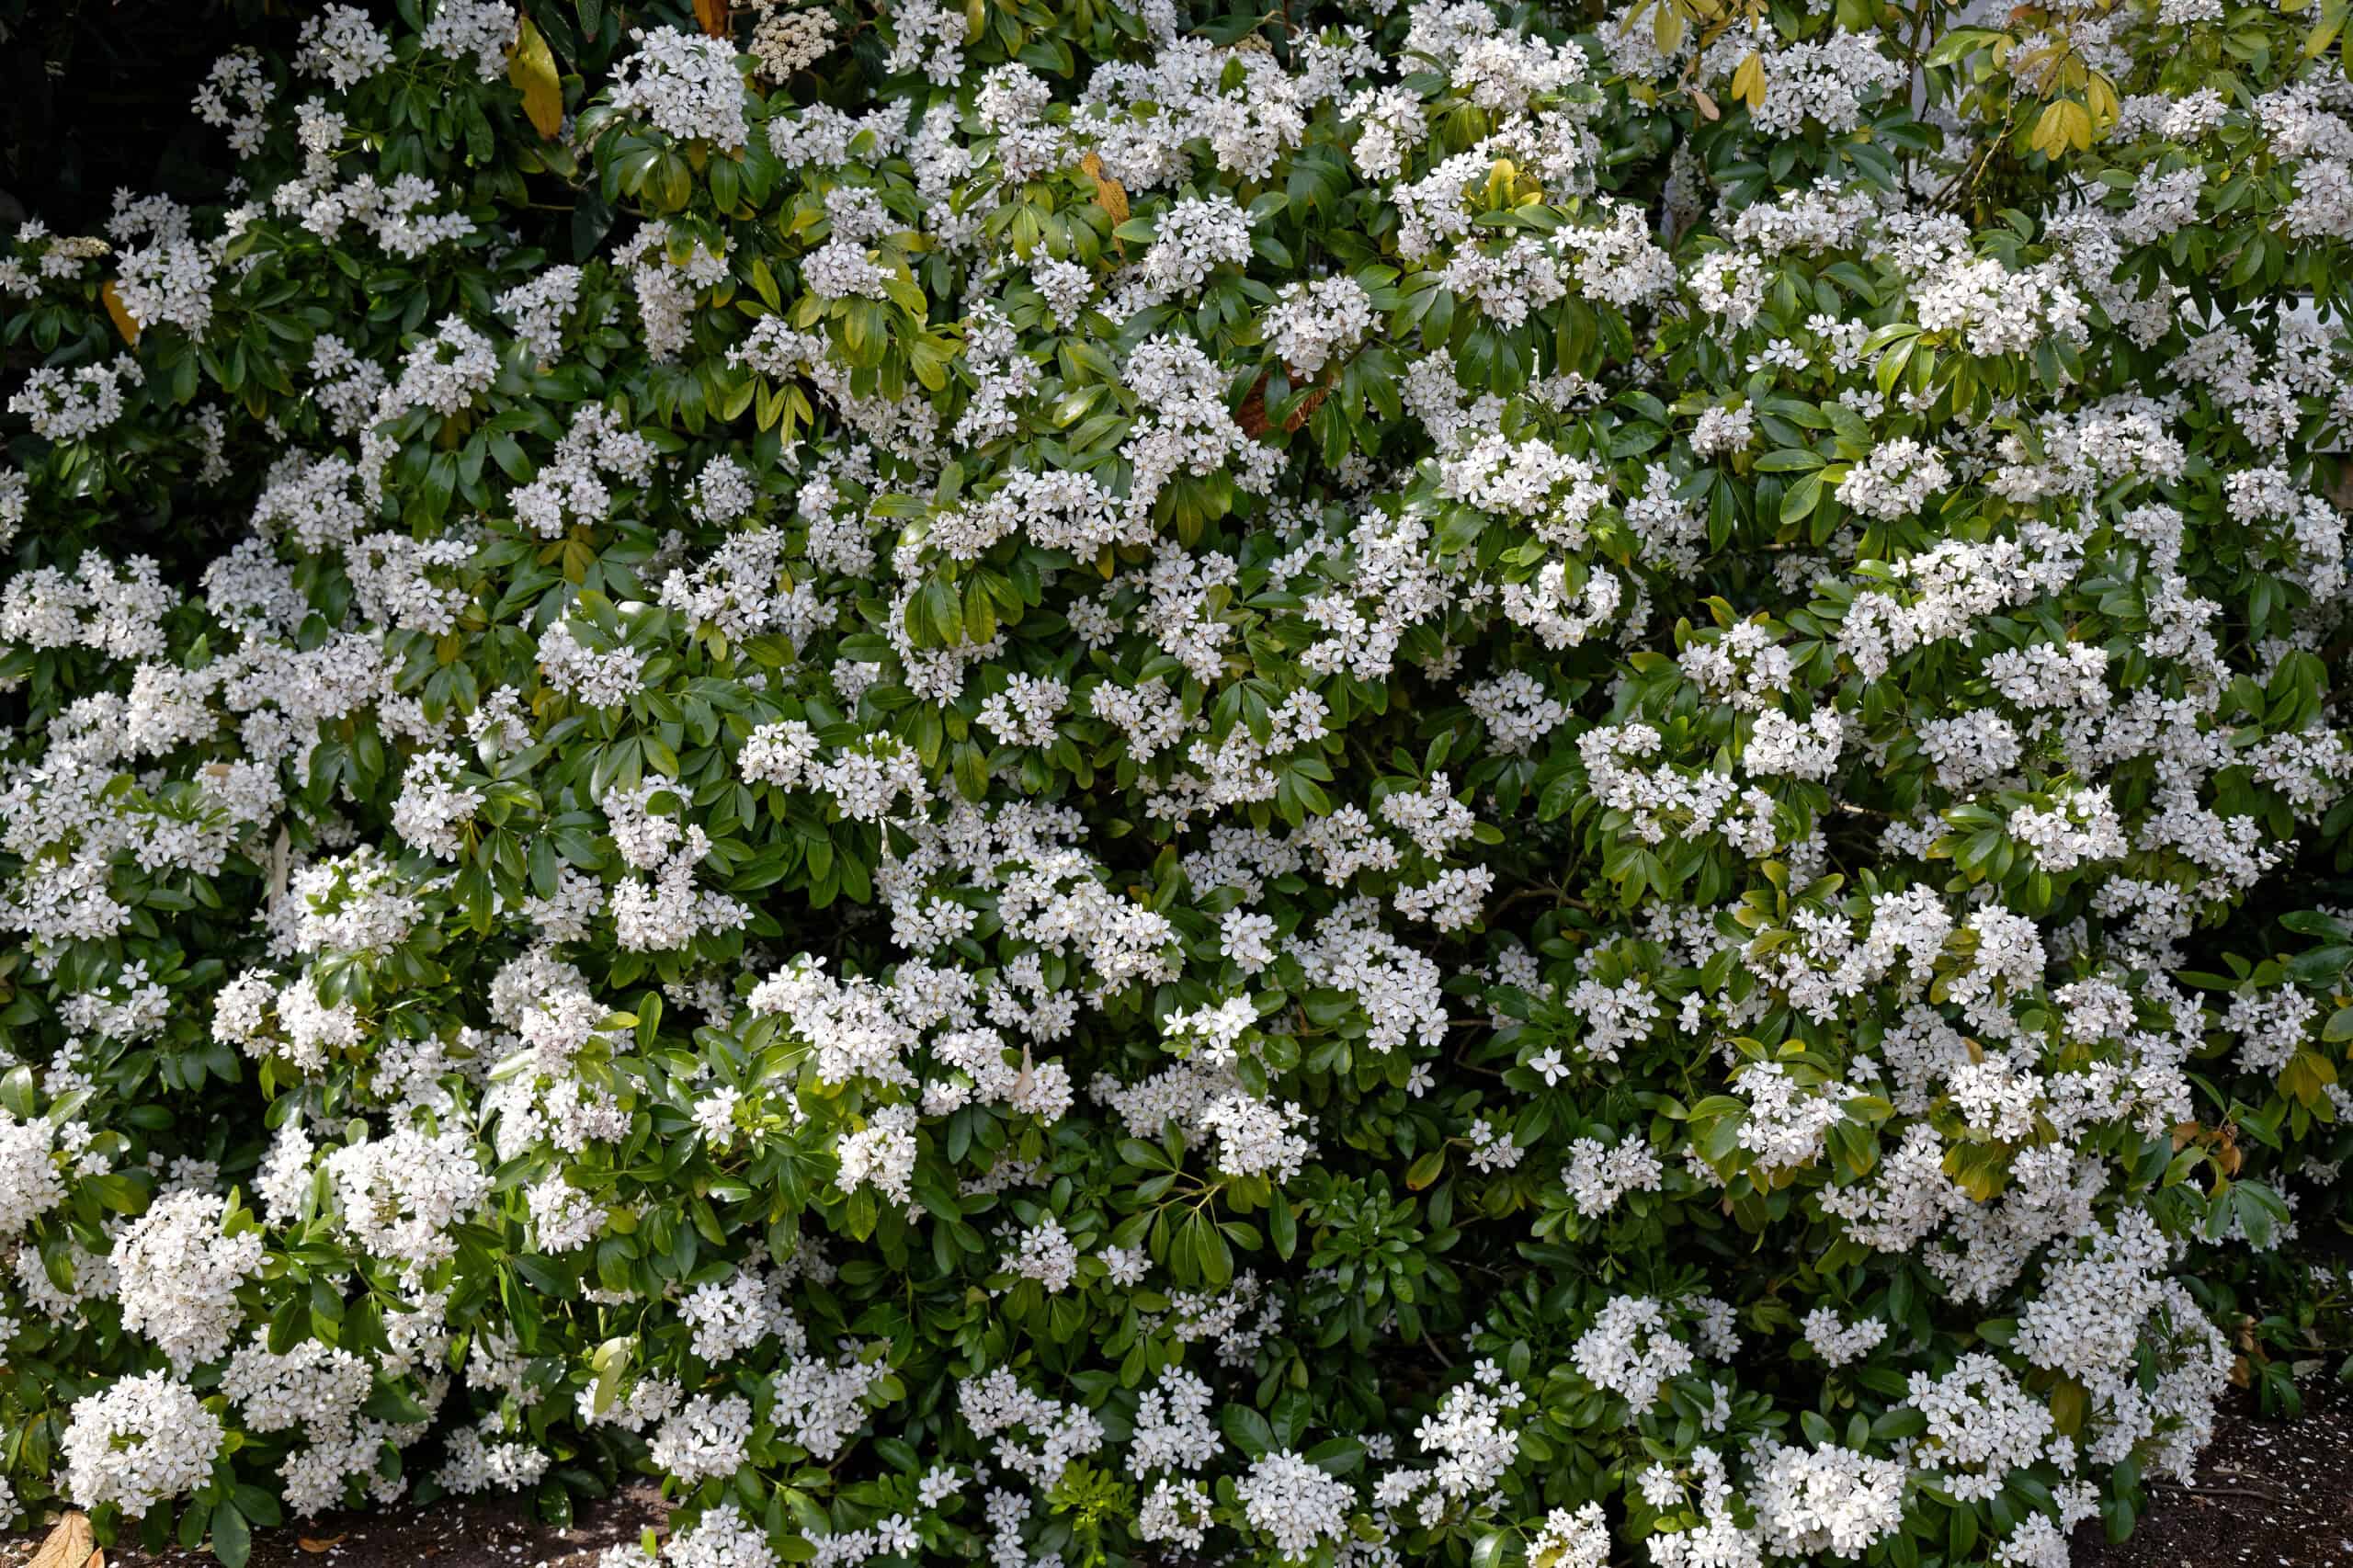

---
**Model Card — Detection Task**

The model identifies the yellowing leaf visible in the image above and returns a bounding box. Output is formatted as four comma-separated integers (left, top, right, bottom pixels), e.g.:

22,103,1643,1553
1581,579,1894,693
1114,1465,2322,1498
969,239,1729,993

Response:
1484,158,1519,205
2085,70,2120,131
1653,2,1688,53
2029,98,2093,159
100,280,140,345
1079,151,1130,226
2304,0,2347,57
2061,98,2096,151
506,17,564,140
1730,51,1766,109
2028,104,2063,159
694,0,732,36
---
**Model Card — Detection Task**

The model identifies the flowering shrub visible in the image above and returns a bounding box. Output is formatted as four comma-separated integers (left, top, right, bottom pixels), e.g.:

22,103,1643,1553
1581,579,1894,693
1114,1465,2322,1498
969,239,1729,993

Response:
4,0,2353,1564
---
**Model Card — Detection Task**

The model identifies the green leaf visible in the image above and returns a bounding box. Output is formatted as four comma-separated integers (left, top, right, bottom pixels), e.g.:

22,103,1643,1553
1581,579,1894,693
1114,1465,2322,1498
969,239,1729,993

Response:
1874,337,1917,397
1948,1503,1979,1561
1222,1403,1275,1460
1781,472,1824,524
211,1502,253,1568
1926,26,2004,65
1269,1190,1297,1260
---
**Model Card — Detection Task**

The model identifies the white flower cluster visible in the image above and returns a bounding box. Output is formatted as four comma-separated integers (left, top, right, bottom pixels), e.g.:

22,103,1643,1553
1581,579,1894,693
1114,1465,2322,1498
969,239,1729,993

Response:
1235,1449,1356,1562
114,1191,266,1371
63,1372,225,1518
609,27,752,150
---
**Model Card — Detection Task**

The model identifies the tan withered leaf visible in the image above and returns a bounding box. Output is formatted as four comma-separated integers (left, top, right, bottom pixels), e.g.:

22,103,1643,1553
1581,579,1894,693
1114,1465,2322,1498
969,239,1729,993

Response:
100,281,140,346
506,17,564,140
268,823,292,914
298,1537,347,1553
694,0,732,37
28,1512,94,1568
1078,152,1130,226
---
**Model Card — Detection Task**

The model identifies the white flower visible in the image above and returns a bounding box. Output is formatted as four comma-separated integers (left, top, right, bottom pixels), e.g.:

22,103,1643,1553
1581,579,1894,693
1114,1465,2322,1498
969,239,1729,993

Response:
63,1372,224,1518
114,1190,265,1371
1236,1449,1356,1562
609,27,751,150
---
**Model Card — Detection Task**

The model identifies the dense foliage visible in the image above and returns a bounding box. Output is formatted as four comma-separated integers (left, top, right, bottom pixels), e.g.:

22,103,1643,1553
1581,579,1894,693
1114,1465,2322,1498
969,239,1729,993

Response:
3,0,2353,1564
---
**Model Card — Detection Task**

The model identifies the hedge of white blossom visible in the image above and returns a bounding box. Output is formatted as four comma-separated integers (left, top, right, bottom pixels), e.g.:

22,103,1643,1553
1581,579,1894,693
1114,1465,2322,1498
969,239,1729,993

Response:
3,0,2352,1563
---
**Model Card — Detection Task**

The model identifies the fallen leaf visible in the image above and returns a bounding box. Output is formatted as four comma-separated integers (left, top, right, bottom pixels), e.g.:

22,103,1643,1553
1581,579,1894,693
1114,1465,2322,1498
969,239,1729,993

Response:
28,1513,94,1568
299,1537,347,1553
506,17,565,139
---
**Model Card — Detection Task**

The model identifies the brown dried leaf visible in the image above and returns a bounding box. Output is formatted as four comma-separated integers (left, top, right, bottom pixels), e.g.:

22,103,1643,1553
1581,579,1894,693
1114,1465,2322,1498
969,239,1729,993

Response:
299,1537,347,1553
1284,384,1330,434
1235,375,1269,438
29,1513,94,1568
1234,373,1329,437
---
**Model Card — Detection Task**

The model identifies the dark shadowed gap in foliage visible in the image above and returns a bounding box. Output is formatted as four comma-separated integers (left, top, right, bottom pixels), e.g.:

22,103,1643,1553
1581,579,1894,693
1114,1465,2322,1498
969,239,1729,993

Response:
0,0,287,238
1,0,290,588
2,1482,671,1568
